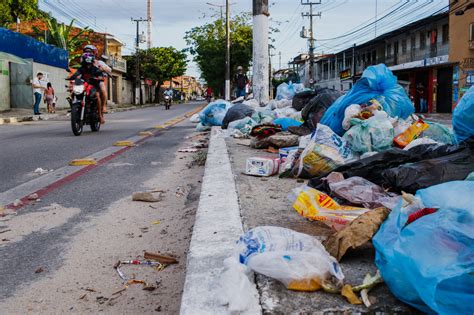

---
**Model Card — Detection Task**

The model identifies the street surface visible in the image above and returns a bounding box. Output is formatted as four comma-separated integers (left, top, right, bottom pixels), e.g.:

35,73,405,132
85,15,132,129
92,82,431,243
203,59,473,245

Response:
0,103,206,313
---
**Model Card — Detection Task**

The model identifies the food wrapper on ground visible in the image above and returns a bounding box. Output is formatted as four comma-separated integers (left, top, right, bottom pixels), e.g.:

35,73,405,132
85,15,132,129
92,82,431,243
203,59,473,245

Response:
373,181,474,315
323,207,390,261
393,118,429,148
235,226,344,292
297,124,355,178
245,157,280,177
290,186,371,231
343,111,394,154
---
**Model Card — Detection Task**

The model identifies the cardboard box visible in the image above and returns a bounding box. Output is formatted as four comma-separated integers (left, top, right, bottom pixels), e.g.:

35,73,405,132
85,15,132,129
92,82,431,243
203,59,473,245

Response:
245,157,280,177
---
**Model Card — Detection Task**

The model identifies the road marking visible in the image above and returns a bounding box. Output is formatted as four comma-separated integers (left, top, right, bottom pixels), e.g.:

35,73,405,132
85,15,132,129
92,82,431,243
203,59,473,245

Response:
113,140,136,147
1,106,205,213
69,159,97,166
138,131,153,136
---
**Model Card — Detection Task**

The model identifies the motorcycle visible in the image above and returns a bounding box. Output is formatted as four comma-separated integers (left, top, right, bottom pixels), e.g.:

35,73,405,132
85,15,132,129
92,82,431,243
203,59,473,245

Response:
67,77,101,136
164,95,172,110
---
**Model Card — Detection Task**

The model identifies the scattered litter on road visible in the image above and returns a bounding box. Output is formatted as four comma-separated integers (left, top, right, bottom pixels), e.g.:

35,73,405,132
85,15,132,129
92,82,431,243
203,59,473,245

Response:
341,285,362,305
245,157,280,177
175,186,186,197
13,199,22,207
151,220,161,225
178,147,199,153
144,251,178,264
114,260,165,281
27,193,39,200
132,191,163,203
35,267,44,273
34,167,51,175
0,229,12,234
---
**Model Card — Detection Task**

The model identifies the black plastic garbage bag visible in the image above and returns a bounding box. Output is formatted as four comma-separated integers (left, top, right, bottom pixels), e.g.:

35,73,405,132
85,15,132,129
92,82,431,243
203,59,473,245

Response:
381,144,474,193
221,103,254,129
292,89,318,111
301,89,343,130
308,142,465,190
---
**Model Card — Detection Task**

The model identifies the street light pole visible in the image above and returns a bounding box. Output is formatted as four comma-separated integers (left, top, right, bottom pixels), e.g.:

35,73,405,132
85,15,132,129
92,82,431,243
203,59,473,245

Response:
132,17,147,105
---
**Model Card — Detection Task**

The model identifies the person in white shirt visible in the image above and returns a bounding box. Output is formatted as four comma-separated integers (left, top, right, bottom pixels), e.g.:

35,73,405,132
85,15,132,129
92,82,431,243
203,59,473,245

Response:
32,72,45,115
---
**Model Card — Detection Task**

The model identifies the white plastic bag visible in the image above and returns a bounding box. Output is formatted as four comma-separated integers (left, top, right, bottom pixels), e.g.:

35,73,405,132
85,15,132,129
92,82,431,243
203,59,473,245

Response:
342,104,361,130
235,226,344,291
403,137,439,150
189,113,200,123
242,99,260,109
274,107,297,118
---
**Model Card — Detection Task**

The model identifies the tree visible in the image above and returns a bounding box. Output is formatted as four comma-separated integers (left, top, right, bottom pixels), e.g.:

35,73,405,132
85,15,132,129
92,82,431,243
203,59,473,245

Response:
33,18,91,65
0,0,44,27
185,13,252,95
125,47,187,88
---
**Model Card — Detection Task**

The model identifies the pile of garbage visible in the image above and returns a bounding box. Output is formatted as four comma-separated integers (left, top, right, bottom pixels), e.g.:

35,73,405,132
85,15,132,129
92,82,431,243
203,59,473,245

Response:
190,65,474,314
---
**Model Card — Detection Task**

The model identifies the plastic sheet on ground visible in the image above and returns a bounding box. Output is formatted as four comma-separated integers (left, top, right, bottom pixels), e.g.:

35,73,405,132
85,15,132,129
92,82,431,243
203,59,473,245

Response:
320,64,415,135
221,103,254,129
343,111,394,154
235,226,344,291
373,181,474,315
328,176,400,209
198,99,232,126
382,139,474,193
453,85,474,143
290,186,371,231
308,142,464,190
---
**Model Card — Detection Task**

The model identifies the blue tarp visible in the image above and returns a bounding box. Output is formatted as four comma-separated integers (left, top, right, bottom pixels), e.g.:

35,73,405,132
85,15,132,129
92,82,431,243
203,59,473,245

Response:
0,27,69,69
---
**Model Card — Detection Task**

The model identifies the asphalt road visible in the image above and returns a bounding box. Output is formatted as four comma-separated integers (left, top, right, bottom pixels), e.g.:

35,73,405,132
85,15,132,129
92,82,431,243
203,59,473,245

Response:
0,103,204,303
0,102,203,193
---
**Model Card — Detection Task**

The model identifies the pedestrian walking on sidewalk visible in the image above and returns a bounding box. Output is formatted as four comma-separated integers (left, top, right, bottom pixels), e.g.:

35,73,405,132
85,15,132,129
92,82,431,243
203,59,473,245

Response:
417,83,427,113
32,72,45,115
44,82,56,113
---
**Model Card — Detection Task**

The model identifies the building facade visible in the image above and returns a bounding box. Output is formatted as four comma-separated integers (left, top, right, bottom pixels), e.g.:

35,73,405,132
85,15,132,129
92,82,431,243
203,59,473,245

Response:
312,12,453,113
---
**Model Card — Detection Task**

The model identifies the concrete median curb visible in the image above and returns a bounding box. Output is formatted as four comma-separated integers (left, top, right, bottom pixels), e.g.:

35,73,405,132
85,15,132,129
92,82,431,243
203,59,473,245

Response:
180,127,261,315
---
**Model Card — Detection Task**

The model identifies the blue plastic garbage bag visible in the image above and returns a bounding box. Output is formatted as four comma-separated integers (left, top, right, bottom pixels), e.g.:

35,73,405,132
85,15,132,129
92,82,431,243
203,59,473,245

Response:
273,117,302,131
199,99,232,126
373,181,474,315
276,82,296,100
453,86,474,143
320,64,415,135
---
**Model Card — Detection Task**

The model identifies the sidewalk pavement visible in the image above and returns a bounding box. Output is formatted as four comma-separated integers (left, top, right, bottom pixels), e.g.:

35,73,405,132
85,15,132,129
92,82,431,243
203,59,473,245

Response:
0,103,165,125
181,127,414,314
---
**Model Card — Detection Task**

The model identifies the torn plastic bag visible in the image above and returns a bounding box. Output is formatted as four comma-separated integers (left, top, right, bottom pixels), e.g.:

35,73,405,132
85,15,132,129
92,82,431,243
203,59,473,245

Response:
308,142,465,190
290,186,371,231
199,99,232,126
382,141,474,193
453,85,474,143
328,176,400,209
227,117,258,135
422,121,456,145
221,103,254,129
320,64,414,135
273,117,302,131
236,226,344,291
302,89,344,130
292,88,318,111
296,124,355,179
373,181,474,315
343,111,394,154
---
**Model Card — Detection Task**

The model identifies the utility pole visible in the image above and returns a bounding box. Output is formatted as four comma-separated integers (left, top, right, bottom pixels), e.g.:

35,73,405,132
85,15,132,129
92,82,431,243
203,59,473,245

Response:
132,18,147,105
225,0,230,100
301,0,321,87
374,0,378,38
268,46,274,99
279,51,282,70
206,2,224,19
252,0,269,105
147,0,152,49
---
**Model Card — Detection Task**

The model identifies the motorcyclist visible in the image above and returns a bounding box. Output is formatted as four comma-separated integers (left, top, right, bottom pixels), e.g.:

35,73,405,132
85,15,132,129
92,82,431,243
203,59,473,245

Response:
164,88,173,103
68,52,105,123
83,45,111,116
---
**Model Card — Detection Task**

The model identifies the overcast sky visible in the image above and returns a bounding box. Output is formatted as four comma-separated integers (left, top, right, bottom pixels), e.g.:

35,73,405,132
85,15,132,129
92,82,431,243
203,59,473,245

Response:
39,0,448,78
